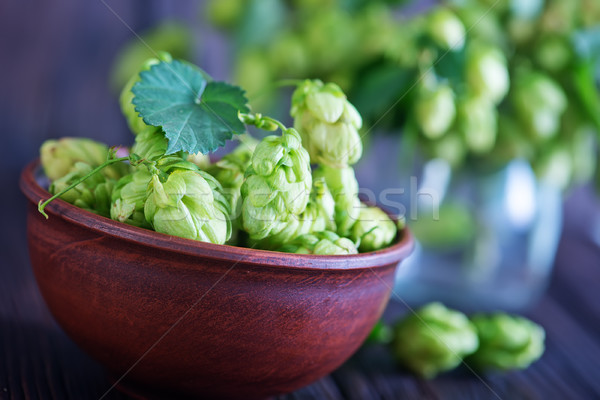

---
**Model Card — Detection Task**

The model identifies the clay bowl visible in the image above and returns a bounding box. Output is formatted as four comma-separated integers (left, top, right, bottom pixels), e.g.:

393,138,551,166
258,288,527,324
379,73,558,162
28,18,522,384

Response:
20,160,413,400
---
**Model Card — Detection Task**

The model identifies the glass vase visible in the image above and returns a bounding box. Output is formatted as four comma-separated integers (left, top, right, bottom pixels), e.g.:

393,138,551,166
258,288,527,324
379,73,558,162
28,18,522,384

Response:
393,158,563,312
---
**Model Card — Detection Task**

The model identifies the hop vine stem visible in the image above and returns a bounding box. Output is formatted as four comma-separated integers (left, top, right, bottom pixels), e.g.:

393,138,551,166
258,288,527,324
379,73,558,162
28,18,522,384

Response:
38,156,131,219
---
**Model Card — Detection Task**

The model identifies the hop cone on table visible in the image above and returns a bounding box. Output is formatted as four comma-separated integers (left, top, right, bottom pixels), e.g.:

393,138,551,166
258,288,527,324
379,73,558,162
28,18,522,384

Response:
110,169,152,228
291,79,363,168
278,230,358,255
351,205,398,252
392,302,479,378
144,168,232,244
240,128,312,241
467,313,545,371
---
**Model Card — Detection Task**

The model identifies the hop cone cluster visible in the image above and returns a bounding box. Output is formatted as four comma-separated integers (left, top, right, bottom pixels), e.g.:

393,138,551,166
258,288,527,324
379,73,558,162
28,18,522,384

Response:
291,79,362,168
388,303,545,378
241,128,312,242
392,302,479,378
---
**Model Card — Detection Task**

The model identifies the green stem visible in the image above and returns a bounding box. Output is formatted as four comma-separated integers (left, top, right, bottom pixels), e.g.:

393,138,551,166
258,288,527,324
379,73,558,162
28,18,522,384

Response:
38,156,130,219
261,115,288,133
239,112,288,133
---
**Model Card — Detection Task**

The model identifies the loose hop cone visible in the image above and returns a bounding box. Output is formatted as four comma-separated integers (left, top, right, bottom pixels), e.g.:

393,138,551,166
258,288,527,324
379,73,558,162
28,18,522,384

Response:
467,313,545,371
392,302,479,378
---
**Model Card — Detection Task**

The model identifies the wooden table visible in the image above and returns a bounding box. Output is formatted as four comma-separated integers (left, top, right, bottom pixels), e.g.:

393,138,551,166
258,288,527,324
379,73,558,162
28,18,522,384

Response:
2,182,599,400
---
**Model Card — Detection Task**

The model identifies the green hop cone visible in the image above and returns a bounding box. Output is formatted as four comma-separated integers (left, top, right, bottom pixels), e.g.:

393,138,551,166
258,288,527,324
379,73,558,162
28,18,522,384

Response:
40,137,128,181
416,84,456,139
110,169,152,228
467,313,545,371
533,145,573,191
49,161,115,218
313,164,361,237
205,0,245,30
466,44,510,104
120,52,173,135
291,79,363,168
258,177,336,249
427,8,466,50
187,152,211,170
278,230,358,255
351,206,397,252
131,127,169,162
208,136,258,215
392,302,479,378
240,128,312,241
512,71,567,140
144,169,232,244
457,95,497,154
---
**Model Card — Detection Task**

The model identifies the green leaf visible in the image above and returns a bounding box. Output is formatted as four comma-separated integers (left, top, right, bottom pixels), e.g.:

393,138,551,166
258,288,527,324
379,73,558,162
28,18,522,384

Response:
132,60,249,155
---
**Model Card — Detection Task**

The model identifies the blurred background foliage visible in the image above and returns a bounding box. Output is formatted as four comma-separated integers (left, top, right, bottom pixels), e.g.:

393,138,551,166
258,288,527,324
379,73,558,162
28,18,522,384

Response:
111,0,600,193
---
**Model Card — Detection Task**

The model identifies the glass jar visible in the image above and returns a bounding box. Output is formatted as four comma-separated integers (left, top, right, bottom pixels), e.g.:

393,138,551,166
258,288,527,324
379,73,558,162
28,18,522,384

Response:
393,158,563,312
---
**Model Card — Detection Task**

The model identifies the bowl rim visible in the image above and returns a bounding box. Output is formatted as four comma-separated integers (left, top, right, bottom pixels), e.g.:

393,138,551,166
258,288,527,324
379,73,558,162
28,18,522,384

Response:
20,159,414,270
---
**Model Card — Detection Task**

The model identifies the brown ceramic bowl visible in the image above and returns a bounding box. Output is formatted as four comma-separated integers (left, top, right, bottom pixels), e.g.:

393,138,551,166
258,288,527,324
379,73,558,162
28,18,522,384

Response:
20,160,413,400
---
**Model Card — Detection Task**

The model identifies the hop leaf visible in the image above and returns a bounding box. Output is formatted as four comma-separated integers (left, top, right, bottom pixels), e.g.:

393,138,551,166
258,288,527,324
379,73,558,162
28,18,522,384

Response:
132,59,250,155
